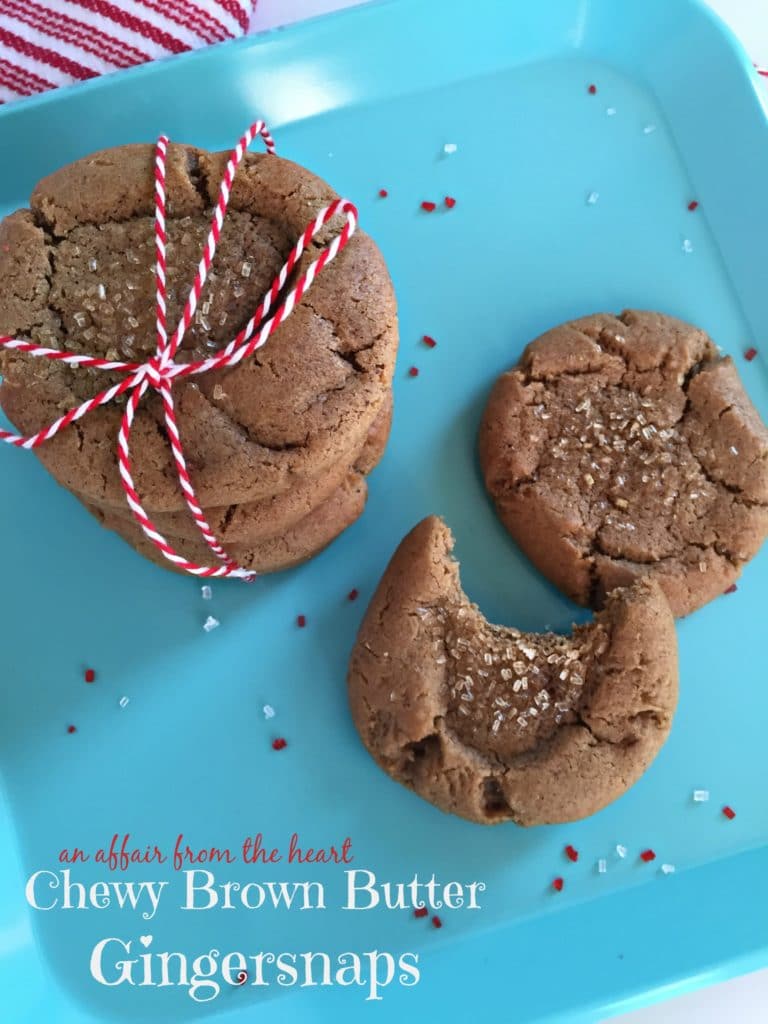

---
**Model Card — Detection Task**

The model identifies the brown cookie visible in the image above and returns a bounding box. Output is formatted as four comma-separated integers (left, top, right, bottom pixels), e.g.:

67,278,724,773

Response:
76,392,392,544
84,471,367,575
0,143,398,512
479,311,768,617
348,516,678,826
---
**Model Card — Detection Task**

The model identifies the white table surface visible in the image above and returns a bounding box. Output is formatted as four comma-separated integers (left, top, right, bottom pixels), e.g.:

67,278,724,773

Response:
249,1,768,1021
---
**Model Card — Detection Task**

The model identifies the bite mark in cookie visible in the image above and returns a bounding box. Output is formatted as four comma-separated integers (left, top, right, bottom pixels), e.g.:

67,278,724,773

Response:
348,516,678,826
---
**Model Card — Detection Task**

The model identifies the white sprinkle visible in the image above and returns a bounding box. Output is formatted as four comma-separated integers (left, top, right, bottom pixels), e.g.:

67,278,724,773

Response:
73,312,87,327
213,384,226,400
597,858,607,874
118,696,130,709
586,191,600,206
241,261,252,278
682,238,694,254
491,718,501,734
88,257,98,271
443,142,458,154
616,844,628,859
660,863,676,875
643,123,657,134
201,584,212,600
606,107,616,116
203,615,220,633
127,315,139,328
730,445,739,456
693,788,710,803
263,704,275,720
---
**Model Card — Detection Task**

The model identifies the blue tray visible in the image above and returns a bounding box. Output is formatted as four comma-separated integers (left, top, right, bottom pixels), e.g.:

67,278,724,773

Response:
1,0,767,1021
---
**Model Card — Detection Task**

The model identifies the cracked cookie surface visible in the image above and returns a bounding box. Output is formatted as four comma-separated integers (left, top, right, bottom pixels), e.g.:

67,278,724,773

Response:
347,516,678,826
0,143,398,511
479,310,768,617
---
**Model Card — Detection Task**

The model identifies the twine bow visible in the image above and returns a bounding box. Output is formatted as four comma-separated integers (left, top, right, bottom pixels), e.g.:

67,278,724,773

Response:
0,122,359,579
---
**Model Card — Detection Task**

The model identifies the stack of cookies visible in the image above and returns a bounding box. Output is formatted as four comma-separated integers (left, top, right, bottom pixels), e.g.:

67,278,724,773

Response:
0,143,398,573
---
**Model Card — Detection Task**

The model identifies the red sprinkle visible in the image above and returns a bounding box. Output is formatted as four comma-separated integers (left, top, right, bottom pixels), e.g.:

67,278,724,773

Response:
588,84,597,95
431,915,442,929
348,588,359,602
421,201,436,212
84,668,96,684
564,844,579,863
687,200,699,211
67,725,77,734
296,614,306,628
724,583,738,594
745,347,758,362
422,335,437,348
235,971,248,986
378,189,388,198
272,738,287,751
640,849,656,863
444,196,456,209
413,906,428,919
722,805,736,820
408,366,419,377
552,877,564,892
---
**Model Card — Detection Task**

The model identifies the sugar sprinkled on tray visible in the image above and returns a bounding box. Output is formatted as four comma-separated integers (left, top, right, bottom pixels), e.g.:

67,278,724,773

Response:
443,143,458,155
586,191,600,206
615,844,628,859
597,858,608,875
119,696,130,709
643,124,657,134
660,863,676,875
682,238,694,254
263,705,275,720
201,584,212,601
692,789,710,803
606,107,616,116
203,615,220,633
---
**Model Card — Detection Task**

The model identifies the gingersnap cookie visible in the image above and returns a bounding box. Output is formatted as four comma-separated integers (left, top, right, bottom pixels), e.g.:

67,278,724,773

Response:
0,143,398,513
479,311,768,617
75,392,392,545
85,471,368,575
348,516,678,826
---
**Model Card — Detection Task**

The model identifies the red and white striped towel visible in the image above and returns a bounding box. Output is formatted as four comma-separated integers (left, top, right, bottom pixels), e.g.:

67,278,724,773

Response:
0,0,255,104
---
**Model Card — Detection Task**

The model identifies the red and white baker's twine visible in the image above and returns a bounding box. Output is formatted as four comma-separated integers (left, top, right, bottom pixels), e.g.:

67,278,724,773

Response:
0,122,359,579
